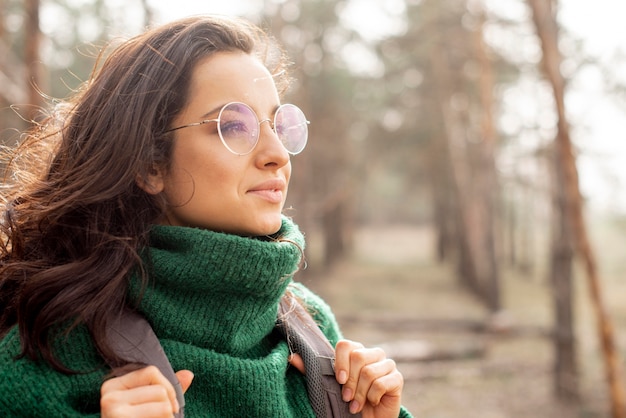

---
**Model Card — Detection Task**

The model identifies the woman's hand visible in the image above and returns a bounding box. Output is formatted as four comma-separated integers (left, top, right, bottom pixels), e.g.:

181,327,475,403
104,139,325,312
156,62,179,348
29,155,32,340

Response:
100,365,194,418
334,339,404,418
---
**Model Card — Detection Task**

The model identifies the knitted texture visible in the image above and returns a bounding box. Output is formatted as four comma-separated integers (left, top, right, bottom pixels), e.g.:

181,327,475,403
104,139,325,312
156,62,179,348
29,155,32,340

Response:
0,216,413,417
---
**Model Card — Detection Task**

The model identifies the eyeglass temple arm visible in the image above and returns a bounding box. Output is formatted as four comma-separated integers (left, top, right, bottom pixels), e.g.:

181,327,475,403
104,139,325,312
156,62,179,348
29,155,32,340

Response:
165,119,219,134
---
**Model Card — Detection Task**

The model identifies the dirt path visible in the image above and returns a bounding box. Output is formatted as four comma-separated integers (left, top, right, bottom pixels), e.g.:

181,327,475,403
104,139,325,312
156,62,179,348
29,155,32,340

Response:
301,225,610,417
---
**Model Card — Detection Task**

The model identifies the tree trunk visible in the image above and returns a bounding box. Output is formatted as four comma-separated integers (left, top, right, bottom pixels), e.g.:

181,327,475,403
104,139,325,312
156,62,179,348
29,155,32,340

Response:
528,0,626,415
518,177,535,275
427,126,455,263
550,146,578,399
0,0,7,114
0,0,5,41
428,43,480,298
322,202,345,267
472,4,501,311
138,0,155,27
24,0,43,122
426,0,501,312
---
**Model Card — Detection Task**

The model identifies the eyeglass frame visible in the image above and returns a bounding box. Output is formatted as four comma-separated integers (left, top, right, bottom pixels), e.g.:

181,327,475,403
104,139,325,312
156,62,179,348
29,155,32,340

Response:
164,101,310,156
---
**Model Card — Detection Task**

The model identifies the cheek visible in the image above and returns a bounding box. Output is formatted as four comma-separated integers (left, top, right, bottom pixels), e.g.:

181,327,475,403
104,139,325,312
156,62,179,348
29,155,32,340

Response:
284,161,292,184
285,163,292,199
162,147,209,205
163,150,240,208
162,167,196,207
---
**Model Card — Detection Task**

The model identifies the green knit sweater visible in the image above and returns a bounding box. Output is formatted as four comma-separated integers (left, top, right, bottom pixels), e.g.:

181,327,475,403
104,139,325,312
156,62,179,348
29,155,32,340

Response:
0,217,412,417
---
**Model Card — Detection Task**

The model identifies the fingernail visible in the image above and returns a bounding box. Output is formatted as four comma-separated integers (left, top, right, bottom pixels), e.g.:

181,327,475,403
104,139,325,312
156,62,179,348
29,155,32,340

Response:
350,400,360,414
338,370,347,384
342,387,353,402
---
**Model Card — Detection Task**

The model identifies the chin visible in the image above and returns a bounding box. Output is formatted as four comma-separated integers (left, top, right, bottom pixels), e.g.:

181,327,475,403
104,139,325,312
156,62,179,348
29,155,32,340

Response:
253,215,283,236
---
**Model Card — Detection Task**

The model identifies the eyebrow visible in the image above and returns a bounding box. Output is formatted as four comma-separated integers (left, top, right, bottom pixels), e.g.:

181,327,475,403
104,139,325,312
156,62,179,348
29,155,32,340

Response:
199,103,282,121
199,104,226,120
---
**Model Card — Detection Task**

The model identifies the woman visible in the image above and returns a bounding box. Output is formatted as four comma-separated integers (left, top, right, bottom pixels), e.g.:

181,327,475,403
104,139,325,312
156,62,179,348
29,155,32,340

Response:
0,15,411,417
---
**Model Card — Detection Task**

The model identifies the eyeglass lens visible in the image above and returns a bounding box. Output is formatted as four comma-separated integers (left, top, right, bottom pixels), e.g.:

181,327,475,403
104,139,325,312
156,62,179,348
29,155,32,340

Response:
275,104,308,155
218,103,259,155
218,102,308,155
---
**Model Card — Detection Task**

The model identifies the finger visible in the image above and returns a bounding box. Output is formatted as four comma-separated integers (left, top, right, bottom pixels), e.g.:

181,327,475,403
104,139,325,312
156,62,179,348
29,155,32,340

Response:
352,358,397,404
357,371,404,418
103,401,178,418
288,353,306,375
339,346,387,403
101,386,173,417
102,365,173,392
348,357,397,414
101,365,178,413
363,366,404,407
334,339,364,385
175,370,195,394
124,385,173,405
127,402,179,417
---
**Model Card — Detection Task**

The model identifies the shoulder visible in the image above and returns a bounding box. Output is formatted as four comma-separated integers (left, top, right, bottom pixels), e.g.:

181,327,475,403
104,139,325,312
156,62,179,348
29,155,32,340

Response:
0,326,105,416
288,281,344,345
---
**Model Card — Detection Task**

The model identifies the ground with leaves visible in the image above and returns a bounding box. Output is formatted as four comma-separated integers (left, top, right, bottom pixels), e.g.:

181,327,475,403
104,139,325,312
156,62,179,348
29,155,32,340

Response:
301,223,625,417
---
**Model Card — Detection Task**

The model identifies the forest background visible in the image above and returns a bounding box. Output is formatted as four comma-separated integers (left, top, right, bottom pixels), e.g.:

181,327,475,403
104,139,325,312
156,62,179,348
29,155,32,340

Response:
2,0,626,416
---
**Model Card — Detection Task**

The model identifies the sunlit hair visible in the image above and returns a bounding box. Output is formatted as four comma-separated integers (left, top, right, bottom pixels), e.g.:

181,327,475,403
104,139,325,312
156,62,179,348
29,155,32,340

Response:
0,15,291,372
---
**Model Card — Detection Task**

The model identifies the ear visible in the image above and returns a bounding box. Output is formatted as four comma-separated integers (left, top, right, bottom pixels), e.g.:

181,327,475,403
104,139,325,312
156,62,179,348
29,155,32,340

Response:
136,165,165,195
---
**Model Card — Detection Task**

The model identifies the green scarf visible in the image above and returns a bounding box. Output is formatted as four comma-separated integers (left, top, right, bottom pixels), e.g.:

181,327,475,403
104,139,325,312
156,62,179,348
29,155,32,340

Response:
134,216,305,356
131,216,316,416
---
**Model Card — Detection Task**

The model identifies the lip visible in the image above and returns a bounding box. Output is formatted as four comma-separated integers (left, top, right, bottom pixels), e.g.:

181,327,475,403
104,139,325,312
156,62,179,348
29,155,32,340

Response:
247,178,287,204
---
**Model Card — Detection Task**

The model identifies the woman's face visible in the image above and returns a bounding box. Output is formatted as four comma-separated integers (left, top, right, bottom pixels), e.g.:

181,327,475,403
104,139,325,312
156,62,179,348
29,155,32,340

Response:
157,52,292,236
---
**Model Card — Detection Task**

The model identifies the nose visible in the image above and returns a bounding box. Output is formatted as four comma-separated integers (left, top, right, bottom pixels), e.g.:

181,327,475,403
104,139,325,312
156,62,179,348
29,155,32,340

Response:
256,119,290,168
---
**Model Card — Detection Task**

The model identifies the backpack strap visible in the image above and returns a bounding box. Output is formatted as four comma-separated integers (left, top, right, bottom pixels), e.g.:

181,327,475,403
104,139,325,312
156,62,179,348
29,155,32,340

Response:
106,309,185,418
277,295,360,418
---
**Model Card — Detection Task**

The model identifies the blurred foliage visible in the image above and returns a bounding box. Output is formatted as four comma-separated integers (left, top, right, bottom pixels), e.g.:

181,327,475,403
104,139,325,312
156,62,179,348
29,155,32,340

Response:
1,0,625,262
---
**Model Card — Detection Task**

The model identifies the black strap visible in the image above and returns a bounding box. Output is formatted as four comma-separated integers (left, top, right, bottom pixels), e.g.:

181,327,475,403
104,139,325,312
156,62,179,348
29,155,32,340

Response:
106,309,185,418
276,295,360,418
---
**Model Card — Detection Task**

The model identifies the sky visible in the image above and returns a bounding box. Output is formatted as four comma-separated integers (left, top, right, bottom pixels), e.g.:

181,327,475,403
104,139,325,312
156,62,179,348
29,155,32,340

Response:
559,1,626,213
143,0,626,213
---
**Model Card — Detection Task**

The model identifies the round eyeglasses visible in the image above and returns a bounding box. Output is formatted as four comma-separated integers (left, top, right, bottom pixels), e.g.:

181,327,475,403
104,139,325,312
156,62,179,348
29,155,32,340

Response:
165,102,309,155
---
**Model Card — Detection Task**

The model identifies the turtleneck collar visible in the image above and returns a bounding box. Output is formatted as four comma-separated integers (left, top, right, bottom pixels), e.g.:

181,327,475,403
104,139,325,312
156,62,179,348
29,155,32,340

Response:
130,216,305,357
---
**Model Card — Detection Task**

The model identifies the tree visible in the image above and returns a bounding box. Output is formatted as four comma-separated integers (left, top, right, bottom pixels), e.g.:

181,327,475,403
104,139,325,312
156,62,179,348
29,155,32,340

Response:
1,0,30,137
23,0,42,122
549,139,578,399
528,0,626,415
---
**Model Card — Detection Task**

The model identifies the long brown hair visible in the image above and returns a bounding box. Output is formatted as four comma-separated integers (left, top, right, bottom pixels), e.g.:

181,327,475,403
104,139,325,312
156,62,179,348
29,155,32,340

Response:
0,15,290,372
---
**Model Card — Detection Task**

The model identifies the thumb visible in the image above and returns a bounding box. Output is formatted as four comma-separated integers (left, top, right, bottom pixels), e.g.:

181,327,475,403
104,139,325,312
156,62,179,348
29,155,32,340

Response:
175,370,194,394
288,353,306,375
